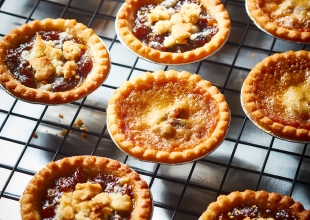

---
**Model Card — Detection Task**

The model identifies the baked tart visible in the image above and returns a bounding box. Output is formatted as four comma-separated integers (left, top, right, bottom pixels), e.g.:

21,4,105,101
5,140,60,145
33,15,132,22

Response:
116,0,231,65
0,18,110,105
241,50,310,142
20,156,153,220
246,0,310,43
199,190,310,220
106,70,230,164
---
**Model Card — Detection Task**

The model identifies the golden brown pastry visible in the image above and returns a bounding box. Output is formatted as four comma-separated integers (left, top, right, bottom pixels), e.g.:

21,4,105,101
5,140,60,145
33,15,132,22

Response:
106,70,230,164
199,190,310,220
116,0,231,64
246,0,310,43
241,50,310,142
19,156,153,220
0,18,110,105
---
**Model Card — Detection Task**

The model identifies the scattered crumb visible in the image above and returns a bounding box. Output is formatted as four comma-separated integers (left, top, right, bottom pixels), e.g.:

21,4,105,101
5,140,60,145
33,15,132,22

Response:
74,118,84,127
251,53,255,58
33,133,38,138
59,113,64,118
74,118,89,138
60,129,67,136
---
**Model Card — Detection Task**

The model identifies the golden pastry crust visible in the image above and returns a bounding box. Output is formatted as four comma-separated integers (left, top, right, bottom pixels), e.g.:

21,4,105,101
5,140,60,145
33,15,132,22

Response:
241,50,310,142
0,18,110,105
116,0,231,65
106,70,230,164
20,156,153,220
199,190,310,220
246,0,310,43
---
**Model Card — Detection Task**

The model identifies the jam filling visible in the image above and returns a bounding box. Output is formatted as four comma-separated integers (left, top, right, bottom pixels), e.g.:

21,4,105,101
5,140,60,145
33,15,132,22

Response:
132,0,219,53
219,204,298,220
41,167,133,220
5,30,93,92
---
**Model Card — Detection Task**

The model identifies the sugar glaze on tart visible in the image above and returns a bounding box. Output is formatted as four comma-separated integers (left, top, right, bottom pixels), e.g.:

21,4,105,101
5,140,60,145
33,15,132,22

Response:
19,156,153,220
0,18,110,105
246,0,310,43
241,50,310,142
199,190,310,220
106,70,230,164
116,0,230,64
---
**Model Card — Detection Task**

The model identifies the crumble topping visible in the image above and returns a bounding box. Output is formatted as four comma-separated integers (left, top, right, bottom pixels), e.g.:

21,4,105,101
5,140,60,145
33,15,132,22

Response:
147,2,203,47
150,100,191,138
282,82,310,120
15,31,91,91
54,180,132,220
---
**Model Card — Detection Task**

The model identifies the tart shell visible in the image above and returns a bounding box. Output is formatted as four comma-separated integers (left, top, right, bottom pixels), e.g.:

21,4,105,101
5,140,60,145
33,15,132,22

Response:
246,0,310,43
106,70,230,164
116,0,231,65
19,155,153,220
241,50,310,142
199,190,310,220
0,18,111,105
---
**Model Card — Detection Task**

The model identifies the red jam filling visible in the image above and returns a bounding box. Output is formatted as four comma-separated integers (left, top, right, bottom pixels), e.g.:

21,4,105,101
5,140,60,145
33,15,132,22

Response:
218,204,298,220
41,167,133,220
132,0,219,52
5,31,93,92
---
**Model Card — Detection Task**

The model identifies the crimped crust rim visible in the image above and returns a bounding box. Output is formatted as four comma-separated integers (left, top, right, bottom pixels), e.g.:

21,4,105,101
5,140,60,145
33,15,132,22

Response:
116,0,231,65
199,190,310,220
241,50,310,142
0,18,111,105
246,0,310,43
19,155,153,220
106,70,230,164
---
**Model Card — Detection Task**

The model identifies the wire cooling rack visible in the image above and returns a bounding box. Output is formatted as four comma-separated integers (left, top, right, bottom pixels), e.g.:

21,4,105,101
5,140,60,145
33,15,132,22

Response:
0,0,309,219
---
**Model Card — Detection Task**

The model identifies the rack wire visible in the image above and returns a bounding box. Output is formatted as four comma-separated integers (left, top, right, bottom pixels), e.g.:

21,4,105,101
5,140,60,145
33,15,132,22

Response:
0,0,309,219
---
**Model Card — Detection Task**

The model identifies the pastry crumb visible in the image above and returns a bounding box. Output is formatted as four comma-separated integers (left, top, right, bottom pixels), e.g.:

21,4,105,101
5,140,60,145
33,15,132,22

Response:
59,113,64,118
60,129,67,136
33,133,38,138
74,118,89,138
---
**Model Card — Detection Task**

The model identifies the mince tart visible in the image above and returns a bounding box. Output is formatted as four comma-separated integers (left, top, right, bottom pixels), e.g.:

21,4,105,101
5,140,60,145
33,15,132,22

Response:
0,18,110,105
116,0,231,64
19,156,153,220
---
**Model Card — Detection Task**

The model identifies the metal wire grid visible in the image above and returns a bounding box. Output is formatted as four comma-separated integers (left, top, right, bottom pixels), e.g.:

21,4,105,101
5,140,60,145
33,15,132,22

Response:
0,0,309,219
